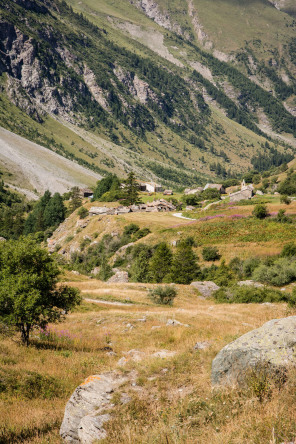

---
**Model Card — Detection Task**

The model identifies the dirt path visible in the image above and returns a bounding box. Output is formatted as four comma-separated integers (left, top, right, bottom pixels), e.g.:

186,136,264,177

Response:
84,298,134,306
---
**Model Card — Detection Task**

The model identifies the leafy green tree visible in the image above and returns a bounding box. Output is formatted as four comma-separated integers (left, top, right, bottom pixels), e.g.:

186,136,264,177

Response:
0,238,81,345
170,240,200,284
149,242,172,283
92,174,121,202
122,172,142,206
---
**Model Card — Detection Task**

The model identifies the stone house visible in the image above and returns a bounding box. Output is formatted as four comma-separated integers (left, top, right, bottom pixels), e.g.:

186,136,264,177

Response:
229,180,254,202
80,188,93,198
139,182,163,193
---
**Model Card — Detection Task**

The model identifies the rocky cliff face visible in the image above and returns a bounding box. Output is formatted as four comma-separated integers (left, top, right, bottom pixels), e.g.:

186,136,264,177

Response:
0,20,82,122
129,0,183,36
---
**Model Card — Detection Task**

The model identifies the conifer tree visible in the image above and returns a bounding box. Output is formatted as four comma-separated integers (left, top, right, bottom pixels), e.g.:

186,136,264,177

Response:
170,239,200,284
43,193,66,228
122,172,142,206
69,186,82,213
149,242,172,283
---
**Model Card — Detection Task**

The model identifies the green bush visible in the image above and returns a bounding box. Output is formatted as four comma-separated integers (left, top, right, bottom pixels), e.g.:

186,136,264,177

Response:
280,195,291,205
252,258,296,286
276,209,291,223
243,257,261,277
214,285,290,304
281,242,296,257
133,228,151,240
124,224,140,236
252,204,268,219
202,246,221,261
77,207,89,219
148,285,177,305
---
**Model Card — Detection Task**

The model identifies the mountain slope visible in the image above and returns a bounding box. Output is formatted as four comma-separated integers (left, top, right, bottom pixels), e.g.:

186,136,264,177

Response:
0,126,101,197
0,0,295,187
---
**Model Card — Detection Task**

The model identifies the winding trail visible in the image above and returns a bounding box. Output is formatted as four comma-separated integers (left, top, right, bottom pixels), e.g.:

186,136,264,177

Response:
84,298,134,306
172,212,195,220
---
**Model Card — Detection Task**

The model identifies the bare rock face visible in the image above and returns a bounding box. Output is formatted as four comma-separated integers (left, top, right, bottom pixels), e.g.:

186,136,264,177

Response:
60,372,128,443
128,0,182,35
212,316,296,386
190,281,220,298
0,20,86,123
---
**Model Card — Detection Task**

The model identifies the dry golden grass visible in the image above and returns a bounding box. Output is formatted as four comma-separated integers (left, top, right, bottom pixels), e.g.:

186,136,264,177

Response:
1,277,294,444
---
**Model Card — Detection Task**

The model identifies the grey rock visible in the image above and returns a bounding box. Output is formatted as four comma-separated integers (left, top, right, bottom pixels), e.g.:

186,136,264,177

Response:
107,271,129,284
194,341,211,351
60,372,127,443
117,349,143,367
166,319,189,327
212,316,296,386
190,281,220,298
237,280,264,288
152,350,176,359
0,237,6,242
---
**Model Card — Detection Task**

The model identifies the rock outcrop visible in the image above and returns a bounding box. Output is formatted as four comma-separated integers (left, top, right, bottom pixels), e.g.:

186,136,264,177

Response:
60,372,128,443
190,281,220,298
212,316,296,386
107,271,129,284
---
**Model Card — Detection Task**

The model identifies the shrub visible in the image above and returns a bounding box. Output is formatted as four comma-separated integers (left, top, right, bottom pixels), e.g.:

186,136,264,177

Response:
280,195,291,205
252,258,296,286
202,246,221,261
124,224,140,236
133,228,151,240
77,207,89,219
281,242,296,257
276,209,291,223
214,285,290,304
252,204,268,219
148,285,177,305
243,257,261,277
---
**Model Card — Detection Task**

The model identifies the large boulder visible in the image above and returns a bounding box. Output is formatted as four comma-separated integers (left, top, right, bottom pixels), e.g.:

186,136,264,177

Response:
190,281,220,298
107,271,129,284
212,316,296,386
60,372,127,443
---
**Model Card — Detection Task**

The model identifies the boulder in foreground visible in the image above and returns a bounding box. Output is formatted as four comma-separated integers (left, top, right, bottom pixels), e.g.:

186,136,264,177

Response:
60,372,127,443
212,316,296,386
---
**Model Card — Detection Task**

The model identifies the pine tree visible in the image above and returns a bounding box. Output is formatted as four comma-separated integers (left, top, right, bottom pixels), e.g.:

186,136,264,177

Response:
149,242,172,283
43,193,66,228
122,172,141,206
69,186,82,213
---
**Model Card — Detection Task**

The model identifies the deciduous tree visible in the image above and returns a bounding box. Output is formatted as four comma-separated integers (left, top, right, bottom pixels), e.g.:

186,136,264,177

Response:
0,238,81,345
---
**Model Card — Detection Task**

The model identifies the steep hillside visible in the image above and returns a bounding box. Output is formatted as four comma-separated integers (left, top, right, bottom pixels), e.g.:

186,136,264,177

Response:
0,126,102,197
0,0,295,188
